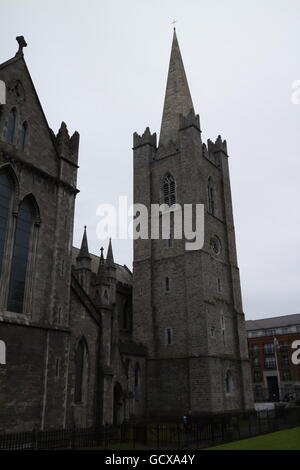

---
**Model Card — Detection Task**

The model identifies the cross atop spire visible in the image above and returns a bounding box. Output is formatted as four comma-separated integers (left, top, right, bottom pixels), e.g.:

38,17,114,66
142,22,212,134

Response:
15,36,27,57
159,30,195,147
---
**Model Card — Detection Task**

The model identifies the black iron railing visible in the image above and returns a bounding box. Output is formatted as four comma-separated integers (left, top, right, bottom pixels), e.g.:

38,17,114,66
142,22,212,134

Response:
0,407,299,450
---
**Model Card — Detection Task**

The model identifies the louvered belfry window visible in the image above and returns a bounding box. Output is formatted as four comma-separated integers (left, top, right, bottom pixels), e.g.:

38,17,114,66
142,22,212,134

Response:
163,174,176,206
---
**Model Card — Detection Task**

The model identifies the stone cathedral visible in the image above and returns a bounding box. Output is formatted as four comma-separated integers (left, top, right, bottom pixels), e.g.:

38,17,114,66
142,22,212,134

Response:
0,32,253,433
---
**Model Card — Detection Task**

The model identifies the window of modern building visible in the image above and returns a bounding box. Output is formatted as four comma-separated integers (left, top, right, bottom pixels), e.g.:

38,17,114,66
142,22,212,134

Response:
279,342,288,353
264,343,275,355
265,329,276,337
264,357,276,369
281,356,290,368
251,344,259,356
253,357,260,368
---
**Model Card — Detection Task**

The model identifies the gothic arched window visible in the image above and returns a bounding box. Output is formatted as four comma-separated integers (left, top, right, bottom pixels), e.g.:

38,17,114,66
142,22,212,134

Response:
6,108,17,144
74,338,88,404
225,369,233,394
19,121,28,150
163,173,176,206
7,198,35,313
207,177,215,215
0,172,12,274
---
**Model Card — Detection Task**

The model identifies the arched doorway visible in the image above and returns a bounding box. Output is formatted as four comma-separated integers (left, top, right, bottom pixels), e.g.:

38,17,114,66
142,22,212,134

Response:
113,382,124,425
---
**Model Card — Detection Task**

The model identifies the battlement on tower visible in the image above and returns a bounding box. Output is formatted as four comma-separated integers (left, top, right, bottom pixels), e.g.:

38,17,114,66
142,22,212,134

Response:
133,127,157,149
207,135,228,155
179,109,201,132
54,121,80,164
202,135,228,167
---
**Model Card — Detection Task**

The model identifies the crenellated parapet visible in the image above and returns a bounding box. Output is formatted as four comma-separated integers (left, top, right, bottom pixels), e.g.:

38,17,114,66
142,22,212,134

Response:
179,109,201,132
133,127,157,149
204,135,228,166
55,121,80,164
207,135,228,155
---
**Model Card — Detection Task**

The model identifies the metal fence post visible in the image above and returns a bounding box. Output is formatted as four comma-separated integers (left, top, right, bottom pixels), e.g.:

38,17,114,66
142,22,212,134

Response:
32,428,37,450
237,415,241,440
177,425,181,449
105,423,109,450
71,426,76,450
133,424,136,450
248,412,252,437
266,409,270,432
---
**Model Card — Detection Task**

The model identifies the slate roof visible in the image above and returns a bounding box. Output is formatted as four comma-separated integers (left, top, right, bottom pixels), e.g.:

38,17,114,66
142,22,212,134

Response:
246,313,300,331
72,246,132,286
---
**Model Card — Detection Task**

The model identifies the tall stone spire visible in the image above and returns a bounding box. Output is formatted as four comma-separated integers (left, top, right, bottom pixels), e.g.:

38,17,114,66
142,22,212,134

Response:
75,226,91,294
97,246,105,276
106,238,114,266
77,226,91,260
159,29,195,147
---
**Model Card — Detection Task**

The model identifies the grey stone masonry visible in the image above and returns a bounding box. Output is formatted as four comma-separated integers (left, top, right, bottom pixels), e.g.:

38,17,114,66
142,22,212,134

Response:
133,29,253,418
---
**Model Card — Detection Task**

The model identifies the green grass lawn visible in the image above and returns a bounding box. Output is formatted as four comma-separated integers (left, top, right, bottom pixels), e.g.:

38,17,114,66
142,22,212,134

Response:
206,427,300,450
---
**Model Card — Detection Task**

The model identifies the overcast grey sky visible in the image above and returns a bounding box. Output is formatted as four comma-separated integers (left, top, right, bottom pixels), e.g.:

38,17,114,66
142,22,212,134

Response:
1,0,300,320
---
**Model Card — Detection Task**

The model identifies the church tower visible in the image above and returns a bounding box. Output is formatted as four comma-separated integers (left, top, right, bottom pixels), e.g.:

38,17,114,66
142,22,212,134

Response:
133,30,253,417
